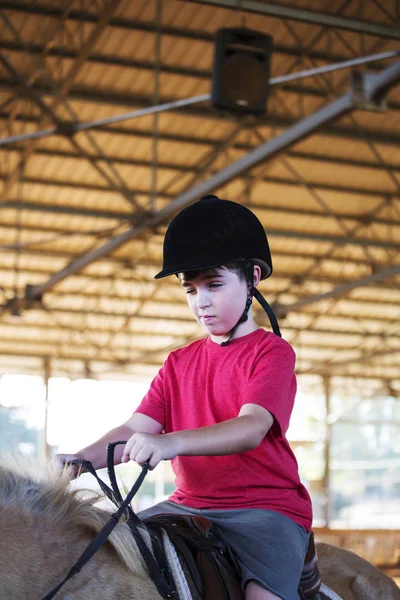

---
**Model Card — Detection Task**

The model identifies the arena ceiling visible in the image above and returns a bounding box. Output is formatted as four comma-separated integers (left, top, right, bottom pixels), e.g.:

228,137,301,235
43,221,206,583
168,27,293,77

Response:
0,0,399,394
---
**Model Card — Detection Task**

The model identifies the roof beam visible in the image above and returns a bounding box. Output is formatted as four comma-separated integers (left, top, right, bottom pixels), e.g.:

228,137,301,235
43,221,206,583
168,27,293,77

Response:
36,303,400,326
2,171,400,219
3,71,400,116
2,59,399,312
0,327,397,358
1,253,400,293
276,264,400,317
1,205,398,252
1,273,398,305
1,195,399,232
188,0,400,40
0,0,126,212
8,145,400,190
4,2,400,42
305,346,400,375
1,318,399,346
3,82,400,147
1,40,398,102
0,22,140,211
0,347,396,382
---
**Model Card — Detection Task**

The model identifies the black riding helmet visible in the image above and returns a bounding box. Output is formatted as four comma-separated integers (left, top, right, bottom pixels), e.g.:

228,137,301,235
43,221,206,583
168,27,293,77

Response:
155,194,272,280
155,195,281,338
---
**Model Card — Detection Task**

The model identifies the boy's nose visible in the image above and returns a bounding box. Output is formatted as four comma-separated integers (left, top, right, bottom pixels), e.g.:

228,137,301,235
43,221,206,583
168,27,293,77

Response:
197,290,211,309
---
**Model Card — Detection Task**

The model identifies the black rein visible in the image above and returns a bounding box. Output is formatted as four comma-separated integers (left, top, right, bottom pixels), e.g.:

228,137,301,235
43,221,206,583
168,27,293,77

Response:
41,442,176,599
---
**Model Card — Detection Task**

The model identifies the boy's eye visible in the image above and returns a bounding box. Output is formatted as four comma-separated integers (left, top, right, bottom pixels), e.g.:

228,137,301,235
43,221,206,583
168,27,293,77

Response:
185,288,195,294
209,282,222,288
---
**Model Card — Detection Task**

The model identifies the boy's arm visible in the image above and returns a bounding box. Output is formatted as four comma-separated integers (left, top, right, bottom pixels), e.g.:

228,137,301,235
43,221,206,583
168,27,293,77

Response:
122,403,273,469
54,412,163,474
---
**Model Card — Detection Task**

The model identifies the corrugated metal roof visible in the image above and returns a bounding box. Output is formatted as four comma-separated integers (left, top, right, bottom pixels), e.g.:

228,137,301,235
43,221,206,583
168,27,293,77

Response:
0,0,398,394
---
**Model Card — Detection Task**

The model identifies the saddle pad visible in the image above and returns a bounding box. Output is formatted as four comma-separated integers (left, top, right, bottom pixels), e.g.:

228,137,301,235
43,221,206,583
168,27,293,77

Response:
162,529,193,600
320,583,344,600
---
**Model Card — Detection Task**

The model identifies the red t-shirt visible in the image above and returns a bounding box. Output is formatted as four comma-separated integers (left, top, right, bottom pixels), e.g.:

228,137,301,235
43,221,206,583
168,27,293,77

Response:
136,328,312,531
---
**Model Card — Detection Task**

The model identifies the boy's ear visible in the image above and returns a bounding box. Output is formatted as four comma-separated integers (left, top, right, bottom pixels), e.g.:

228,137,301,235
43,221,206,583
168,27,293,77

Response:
252,264,262,287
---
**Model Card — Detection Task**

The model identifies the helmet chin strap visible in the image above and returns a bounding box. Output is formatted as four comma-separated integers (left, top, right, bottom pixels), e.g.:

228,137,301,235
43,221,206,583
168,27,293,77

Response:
220,287,281,346
252,288,281,337
220,293,253,347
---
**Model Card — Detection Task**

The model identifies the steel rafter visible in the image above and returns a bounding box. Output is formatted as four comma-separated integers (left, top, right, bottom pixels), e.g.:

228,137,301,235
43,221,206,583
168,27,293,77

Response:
1,250,400,297
0,59,395,315
275,264,400,317
2,316,399,345
2,171,400,224
4,113,400,184
0,1,399,382
0,5,140,211
188,0,400,40
3,38,391,84
0,34,398,136
258,19,399,315
0,51,139,211
0,345,396,382
4,2,400,43
0,206,398,251
0,1,126,206
161,121,248,198
271,0,355,100
253,129,382,268
301,22,400,233
0,332,396,360
4,144,400,189
3,79,400,144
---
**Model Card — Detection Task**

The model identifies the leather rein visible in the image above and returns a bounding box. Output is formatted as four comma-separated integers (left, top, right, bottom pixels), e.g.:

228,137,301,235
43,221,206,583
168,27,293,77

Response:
41,442,177,599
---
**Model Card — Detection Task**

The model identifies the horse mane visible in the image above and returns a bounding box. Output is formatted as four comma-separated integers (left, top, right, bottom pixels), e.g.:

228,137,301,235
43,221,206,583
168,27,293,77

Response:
0,452,151,577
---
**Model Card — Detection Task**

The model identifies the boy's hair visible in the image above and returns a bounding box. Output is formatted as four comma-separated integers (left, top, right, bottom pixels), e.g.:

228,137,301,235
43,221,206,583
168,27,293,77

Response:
223,260,254,283
179,260,254,284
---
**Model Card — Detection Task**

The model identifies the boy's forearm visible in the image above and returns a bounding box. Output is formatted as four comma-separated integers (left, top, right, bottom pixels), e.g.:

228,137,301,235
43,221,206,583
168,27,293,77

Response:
75,423,135,470
170,415,268,457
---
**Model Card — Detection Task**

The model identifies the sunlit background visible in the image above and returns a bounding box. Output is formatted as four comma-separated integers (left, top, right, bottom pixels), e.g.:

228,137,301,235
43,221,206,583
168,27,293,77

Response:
1,371,399,528
1,369,399,585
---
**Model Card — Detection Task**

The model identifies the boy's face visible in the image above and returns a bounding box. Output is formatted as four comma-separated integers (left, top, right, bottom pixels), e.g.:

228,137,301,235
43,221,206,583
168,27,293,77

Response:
180,266,249,341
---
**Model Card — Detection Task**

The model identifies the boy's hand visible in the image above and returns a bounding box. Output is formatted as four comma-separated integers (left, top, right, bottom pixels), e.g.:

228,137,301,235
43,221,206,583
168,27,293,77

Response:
121,433,179,469
51,453,84,479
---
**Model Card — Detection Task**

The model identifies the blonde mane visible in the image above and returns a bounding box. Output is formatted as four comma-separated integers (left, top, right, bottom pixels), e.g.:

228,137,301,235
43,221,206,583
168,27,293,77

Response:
0,453,150,577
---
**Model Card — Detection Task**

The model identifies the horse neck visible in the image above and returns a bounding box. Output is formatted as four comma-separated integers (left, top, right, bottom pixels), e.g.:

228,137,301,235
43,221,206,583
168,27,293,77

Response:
0,503,164,600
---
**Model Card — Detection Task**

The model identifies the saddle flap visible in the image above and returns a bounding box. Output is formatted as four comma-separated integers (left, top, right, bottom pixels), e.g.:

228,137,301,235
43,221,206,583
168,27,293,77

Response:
145,514,244,600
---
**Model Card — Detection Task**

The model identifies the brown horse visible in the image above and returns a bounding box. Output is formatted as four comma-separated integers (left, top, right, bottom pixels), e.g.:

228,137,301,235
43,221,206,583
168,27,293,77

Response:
0,453,399,600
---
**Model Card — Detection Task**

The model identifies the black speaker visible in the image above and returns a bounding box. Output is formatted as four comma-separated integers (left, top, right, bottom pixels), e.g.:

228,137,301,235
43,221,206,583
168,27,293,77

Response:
211,28,273,117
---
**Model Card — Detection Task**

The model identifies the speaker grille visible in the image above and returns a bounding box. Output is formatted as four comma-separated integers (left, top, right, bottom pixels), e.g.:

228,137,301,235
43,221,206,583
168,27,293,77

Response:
212,28,273,116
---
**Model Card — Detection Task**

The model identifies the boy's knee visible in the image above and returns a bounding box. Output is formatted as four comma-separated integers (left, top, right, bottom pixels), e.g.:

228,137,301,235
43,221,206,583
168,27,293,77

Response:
245,580,281,600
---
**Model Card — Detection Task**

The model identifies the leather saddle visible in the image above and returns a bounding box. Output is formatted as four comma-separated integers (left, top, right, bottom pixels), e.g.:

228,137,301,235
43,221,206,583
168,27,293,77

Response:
299,531,322,599
144,514,322,600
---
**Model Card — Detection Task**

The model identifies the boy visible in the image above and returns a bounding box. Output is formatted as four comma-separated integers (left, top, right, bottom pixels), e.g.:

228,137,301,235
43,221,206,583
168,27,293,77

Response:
56,195,312,600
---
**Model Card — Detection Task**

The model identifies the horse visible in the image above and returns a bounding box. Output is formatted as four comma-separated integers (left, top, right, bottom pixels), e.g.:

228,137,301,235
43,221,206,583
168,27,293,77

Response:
0,453,399,600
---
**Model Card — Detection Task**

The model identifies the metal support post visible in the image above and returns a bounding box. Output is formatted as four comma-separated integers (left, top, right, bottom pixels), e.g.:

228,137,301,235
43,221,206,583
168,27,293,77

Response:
42,357,52,463
322,375,332,527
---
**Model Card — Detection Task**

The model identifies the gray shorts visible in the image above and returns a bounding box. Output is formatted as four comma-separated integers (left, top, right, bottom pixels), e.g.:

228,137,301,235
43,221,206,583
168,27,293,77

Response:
139,501,309,600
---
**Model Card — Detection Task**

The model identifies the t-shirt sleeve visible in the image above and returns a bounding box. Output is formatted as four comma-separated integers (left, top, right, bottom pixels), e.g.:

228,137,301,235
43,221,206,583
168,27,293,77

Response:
243,337,296,435
134,363,166,427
